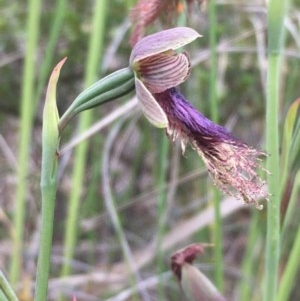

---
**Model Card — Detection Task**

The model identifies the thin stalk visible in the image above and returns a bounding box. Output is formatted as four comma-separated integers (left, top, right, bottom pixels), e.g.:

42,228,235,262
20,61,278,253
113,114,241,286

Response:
238,211,260,300
113,115,143,202
209,0,218,124
277,227,300,301
0,271,19,301
10,0,42,284
276,172,300,301
61,0,107,276
0,291,9,301
264,0,289,300
102,121,151,301
35,0,67,103
281,171,300,240
280,99,300,197
155,133,170,301
209,0,224,291
280,99,300,237
264,43,282,301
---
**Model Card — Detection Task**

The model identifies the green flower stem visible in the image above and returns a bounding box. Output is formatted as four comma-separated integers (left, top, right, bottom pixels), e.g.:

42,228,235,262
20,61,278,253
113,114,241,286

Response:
34,58,65,301
35,165,58,301
209,0,224,291
58,67,134,134
10,0,42,283
264,0,289,300
0,271,19,301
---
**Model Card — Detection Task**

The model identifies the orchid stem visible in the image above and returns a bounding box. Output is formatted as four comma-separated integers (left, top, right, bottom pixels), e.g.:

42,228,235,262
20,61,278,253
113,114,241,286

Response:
34,58,65,301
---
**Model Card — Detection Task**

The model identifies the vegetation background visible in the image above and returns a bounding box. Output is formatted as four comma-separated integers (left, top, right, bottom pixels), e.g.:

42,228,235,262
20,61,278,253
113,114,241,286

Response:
0,0,299,300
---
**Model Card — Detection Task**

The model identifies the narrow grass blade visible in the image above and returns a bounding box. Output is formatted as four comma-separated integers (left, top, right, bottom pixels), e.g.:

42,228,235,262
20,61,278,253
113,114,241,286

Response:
155,132,170,301
280,98,300,194
264,0,290,300
60,0,108,277
277,179,300,301
10,0,42,284
209,0,224,291
0,271,19,301
35,0,67,104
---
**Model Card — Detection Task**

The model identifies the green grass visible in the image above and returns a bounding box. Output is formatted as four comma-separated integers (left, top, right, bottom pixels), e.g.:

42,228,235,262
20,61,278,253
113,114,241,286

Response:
10,0,42,284
60,0,108,277
208,0,224,292
0,271,19,301
264,1,290,300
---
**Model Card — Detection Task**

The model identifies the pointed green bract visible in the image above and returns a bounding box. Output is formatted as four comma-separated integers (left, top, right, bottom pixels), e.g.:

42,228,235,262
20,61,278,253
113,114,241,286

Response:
130,27,201,64
135,77,168,128
36,57,66,301
42,57,66,183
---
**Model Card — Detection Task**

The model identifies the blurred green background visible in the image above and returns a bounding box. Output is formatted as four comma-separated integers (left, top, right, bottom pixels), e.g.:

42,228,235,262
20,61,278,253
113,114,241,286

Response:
0,0,299,300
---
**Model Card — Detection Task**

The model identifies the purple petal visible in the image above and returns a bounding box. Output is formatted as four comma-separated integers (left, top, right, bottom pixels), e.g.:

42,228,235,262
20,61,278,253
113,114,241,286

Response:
130,27,201,64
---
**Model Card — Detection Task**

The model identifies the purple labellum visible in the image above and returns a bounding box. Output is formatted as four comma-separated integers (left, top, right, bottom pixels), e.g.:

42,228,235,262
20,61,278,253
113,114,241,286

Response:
155,88,268,208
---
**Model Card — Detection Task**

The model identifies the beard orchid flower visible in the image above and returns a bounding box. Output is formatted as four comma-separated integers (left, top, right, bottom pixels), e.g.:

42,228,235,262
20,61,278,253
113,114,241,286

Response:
130,27,267,209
